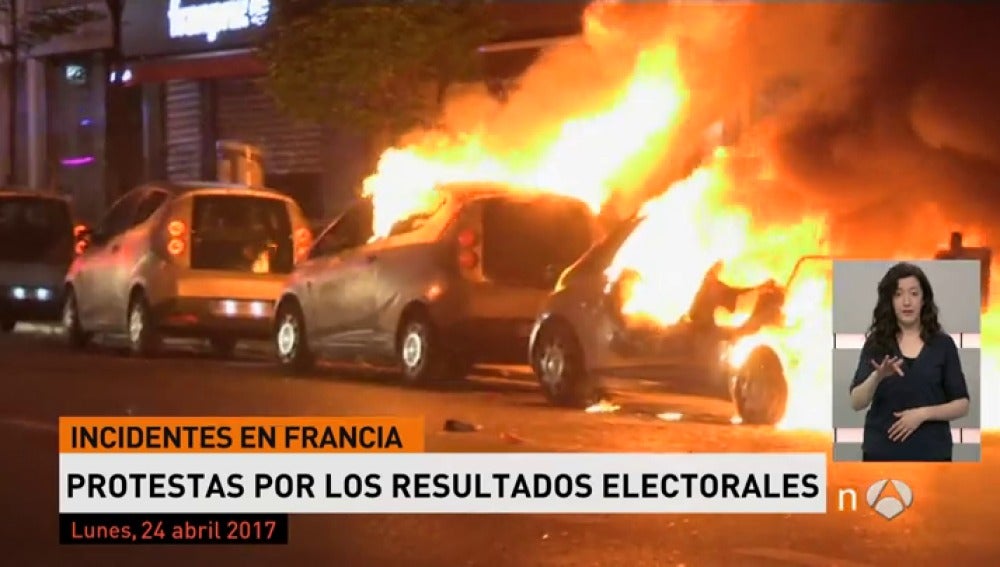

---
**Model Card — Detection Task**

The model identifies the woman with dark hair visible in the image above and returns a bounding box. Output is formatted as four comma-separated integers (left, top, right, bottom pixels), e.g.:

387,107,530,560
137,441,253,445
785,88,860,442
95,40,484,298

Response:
849,262,971,462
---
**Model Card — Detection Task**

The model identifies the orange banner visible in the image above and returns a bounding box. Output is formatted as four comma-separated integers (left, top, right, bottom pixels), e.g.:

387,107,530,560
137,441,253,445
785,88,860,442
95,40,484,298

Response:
58,416,424,453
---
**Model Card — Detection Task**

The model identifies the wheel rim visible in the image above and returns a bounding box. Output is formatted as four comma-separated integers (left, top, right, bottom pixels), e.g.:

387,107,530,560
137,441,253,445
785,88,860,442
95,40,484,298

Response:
538,339,566,390
277,315,298,357
63,296,76,330
129,304,144,344
401,326,425,369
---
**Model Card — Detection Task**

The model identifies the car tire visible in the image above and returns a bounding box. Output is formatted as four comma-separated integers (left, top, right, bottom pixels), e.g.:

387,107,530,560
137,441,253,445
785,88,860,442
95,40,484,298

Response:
532,320,600,408
0,318,14,333
274,302,314,373
209,337,237,358
732,345,788,426
397,312,462,385
62,290,91,349
127,293,161,358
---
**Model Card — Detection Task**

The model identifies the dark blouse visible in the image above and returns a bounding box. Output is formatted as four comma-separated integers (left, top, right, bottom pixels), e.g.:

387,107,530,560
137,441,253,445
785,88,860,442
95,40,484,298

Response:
850,332,970,462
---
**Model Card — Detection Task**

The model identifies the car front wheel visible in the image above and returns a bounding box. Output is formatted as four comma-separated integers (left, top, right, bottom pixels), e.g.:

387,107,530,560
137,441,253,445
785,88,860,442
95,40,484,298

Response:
62,289,91,349
532,320,600,408
732,345,788,426
274,302,314,373
127,294,161,357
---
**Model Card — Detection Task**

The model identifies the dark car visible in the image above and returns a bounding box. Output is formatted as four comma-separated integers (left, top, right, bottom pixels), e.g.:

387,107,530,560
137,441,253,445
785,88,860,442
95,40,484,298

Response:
0,190,83,332
527,215,822,426
274,182,603,382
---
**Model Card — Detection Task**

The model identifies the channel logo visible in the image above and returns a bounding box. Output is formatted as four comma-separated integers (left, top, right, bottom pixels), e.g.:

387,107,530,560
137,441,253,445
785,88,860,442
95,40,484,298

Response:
866,479,914,520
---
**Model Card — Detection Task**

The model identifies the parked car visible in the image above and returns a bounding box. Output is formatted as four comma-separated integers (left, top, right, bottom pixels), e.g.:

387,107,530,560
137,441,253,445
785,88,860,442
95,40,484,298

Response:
528,215,822,425
273,182,603,382
0,189,85,332
64,182,312,356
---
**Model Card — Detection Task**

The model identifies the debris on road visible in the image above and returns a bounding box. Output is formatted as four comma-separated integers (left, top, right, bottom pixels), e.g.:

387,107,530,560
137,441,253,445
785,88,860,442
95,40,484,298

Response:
500,431,525,444
585,399,621,414
443,419,482,432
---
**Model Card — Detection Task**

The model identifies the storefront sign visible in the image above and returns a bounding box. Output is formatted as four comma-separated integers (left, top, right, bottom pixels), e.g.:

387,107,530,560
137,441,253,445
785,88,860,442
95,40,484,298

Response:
168,0,270,43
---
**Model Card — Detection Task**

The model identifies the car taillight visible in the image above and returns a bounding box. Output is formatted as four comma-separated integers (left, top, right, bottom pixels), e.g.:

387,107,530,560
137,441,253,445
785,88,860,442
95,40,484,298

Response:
457,228,477,248
457,229,479,270
458,249,479,269
166,220,187,256
294,227,312,262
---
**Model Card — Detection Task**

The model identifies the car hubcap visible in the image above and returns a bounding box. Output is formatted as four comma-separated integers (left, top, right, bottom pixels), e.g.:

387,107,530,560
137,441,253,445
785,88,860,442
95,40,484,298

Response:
129,306,144,344
63,298,75,329
402,328,424,369
277,316,298,357
539,340,566,388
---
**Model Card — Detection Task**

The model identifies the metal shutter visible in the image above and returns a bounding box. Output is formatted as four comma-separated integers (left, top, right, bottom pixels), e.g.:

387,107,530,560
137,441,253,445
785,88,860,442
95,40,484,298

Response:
164,80,204,182
214,78,323,175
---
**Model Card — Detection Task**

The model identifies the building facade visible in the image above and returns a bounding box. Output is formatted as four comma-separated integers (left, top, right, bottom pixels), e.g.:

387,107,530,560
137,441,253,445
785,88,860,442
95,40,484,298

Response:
117,0,338,219
1,0,114,223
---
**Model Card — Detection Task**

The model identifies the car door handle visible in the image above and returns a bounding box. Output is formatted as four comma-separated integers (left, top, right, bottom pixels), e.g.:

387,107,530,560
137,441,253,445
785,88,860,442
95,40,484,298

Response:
365,254,377,264
110,244,121,253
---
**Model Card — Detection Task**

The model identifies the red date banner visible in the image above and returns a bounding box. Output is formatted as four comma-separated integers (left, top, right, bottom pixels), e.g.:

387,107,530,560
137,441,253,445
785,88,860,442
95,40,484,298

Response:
59,514,289,545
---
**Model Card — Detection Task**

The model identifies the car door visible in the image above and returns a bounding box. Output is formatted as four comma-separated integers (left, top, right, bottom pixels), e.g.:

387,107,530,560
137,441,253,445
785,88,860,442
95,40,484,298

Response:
306,201,377,351
85,188,146,329
104,188,171,332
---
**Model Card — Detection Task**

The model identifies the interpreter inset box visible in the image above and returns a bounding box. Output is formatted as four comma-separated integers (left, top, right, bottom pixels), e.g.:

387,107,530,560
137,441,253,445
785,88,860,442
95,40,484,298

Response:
831,259,982,463
832,260,981,334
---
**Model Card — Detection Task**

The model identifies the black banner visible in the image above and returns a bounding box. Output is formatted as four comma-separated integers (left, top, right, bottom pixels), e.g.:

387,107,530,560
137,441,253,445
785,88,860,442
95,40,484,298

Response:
59,513,288,545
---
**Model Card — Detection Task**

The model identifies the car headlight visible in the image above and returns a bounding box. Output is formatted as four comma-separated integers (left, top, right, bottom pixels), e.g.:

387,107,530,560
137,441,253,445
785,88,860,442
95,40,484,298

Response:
35,288,52,301
10,286,26,300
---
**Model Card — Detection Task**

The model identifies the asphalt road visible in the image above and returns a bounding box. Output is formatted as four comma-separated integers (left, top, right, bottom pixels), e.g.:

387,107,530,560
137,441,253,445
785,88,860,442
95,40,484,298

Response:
1,329,998,566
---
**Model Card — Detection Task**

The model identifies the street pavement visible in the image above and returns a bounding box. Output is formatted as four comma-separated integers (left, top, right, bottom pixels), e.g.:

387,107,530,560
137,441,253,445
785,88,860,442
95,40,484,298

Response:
1,330,998,566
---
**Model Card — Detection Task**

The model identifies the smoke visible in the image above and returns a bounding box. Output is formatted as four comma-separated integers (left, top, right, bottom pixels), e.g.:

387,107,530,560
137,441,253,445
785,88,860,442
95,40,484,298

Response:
399,2,1000,254
752,4,1000,255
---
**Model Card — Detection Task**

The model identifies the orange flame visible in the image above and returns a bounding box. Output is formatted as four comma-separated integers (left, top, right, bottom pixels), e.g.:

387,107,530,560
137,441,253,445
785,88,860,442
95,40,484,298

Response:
356,2,997,432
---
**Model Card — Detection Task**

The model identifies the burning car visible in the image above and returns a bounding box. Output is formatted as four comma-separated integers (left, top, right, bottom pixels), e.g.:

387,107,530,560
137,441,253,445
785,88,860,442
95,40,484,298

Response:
528,214,820,426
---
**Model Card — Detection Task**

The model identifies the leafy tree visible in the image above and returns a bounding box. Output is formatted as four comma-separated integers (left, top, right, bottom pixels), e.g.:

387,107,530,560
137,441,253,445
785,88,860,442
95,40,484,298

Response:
0,0,106,50
260,0,503,139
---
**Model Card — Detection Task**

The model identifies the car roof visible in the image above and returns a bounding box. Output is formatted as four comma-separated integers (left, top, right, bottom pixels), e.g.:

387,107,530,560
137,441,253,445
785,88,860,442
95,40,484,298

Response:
433,181,591,206
148,181,294,201
0,188,71,202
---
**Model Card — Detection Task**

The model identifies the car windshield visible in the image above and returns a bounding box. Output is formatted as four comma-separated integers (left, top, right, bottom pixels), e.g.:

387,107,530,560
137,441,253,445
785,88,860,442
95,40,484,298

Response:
0,196,74,263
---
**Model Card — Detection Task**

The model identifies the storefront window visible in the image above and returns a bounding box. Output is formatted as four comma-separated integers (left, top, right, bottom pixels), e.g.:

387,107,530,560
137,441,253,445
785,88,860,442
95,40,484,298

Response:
46,57,107,223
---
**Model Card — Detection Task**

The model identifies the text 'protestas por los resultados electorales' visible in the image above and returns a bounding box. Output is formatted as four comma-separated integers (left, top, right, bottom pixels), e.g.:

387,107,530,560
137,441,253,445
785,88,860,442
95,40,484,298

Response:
67,471,822,500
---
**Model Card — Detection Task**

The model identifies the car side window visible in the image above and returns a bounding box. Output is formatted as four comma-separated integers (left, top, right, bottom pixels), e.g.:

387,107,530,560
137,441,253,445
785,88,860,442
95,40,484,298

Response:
387,192,446,237
309,200,374,259
134,190,169,225
94,189,144,243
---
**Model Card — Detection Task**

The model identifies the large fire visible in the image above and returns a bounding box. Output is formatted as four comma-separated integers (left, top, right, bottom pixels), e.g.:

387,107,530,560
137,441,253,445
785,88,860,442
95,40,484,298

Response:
357,1,998,431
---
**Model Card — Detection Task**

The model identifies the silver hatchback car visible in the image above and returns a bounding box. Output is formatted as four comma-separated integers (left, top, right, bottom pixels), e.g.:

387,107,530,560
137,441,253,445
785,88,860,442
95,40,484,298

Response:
273,182,602,382
64,182,312,356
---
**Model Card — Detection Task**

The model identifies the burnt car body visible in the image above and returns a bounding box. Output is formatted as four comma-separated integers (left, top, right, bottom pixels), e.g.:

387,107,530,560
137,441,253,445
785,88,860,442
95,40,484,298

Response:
528,215,817,425
274,182,602,382
0,190,82,331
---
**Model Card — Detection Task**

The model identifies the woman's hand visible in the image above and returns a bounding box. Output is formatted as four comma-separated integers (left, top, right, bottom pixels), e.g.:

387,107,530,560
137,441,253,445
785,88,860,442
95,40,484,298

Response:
888,408,928,442
870,355,904,379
